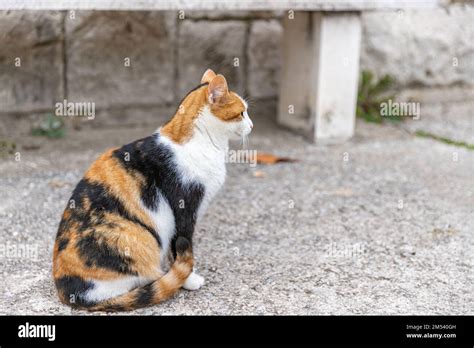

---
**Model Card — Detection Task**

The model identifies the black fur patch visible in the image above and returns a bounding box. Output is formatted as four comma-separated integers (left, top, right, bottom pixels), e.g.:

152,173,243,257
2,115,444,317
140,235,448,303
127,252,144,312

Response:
135,282,155,307
55,275,94,307
76,233,137,275
113,134,205,256
175,236,191,255
57,238,69,252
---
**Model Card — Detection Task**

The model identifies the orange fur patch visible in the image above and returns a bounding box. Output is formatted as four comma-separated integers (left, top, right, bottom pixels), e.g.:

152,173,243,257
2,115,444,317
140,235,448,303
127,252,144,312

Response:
84,149,154,231
210,92,246,121
161,86,245,144
160,85,208,143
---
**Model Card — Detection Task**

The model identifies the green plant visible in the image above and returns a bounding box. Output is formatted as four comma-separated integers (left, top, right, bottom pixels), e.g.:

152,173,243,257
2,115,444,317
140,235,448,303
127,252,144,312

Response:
31,113,65,138
357,70,398,123
0,139,16,158
415,130,474,151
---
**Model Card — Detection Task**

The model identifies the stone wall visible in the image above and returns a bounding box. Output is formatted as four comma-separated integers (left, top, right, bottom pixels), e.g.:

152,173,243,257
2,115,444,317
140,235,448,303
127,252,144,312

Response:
360,4,474,87
0,5,472,136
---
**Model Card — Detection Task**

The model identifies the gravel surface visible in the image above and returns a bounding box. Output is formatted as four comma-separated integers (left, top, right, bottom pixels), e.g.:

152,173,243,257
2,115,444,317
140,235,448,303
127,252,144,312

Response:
0,118,472,315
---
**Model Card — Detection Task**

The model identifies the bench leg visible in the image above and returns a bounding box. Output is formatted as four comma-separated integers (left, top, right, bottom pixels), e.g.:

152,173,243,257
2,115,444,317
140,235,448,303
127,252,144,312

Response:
278,12,361,143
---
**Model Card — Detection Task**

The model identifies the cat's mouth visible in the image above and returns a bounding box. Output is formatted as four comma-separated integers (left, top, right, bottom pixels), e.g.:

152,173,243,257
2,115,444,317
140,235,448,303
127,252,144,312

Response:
237,123,253,137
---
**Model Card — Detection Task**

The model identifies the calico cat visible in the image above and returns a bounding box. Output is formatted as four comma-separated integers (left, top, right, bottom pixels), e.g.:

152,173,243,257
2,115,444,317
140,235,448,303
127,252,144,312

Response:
52,69,253,311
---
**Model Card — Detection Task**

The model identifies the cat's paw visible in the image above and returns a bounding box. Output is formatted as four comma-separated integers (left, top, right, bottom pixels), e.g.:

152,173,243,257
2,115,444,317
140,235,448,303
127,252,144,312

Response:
183,272,205,291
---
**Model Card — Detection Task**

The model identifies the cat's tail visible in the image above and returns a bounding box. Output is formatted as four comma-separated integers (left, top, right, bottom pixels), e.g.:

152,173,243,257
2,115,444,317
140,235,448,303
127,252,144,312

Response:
86,237,193,312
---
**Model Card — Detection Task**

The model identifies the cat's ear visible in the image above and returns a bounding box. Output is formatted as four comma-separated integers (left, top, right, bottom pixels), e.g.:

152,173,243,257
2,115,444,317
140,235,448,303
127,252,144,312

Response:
208,74,229,104
201,69,217,84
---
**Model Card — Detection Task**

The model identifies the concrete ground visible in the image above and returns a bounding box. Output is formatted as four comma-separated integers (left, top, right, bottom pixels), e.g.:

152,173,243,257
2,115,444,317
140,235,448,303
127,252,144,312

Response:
0,114,472,315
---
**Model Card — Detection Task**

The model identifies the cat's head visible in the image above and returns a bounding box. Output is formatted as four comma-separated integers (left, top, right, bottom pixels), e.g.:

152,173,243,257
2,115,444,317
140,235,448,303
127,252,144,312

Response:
161,69,253,144
198,69,253,140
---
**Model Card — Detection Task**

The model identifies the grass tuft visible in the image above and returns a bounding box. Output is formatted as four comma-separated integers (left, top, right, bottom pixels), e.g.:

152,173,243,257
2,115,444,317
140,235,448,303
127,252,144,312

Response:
415,130,474,151
357,70,399,124
31,113,65,139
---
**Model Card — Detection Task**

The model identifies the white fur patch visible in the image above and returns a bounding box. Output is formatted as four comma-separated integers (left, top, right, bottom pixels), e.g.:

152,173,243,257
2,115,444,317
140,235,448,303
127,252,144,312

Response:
158,106,229,219
85,276,150,302
183,272,205,291
142,193,176,266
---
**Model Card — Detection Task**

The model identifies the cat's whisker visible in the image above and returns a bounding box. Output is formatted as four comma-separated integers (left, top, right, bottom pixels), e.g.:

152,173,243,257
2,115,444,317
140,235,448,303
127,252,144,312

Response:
244,96,255,107
242,134,249,149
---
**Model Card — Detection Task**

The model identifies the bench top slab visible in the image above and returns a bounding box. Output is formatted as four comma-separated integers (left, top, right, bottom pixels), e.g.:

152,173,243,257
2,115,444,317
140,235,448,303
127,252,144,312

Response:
1,0,444,11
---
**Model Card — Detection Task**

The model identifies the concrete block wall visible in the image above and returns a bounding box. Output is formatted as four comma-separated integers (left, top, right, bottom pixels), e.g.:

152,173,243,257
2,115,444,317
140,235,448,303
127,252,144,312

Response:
0,4,472,136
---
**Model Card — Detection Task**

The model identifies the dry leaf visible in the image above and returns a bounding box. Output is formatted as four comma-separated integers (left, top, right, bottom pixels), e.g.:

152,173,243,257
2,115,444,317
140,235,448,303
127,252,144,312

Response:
253,170,266,178
22,144,41,151
256,152,298,165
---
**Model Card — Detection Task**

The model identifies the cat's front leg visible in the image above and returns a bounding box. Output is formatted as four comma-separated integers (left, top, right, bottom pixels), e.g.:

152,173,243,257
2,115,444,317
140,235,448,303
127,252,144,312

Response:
169,239,205,291
172,240,205,291
171,198,206,291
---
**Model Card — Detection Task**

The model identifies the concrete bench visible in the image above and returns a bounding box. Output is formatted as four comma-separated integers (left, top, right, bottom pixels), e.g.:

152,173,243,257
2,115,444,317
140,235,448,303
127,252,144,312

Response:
2,0,441,143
